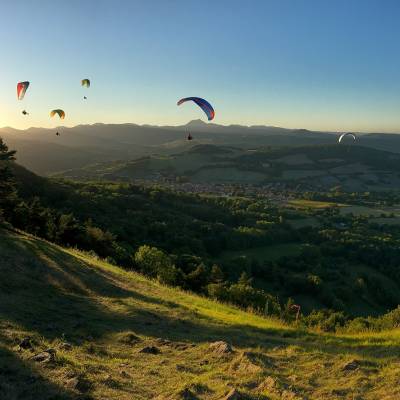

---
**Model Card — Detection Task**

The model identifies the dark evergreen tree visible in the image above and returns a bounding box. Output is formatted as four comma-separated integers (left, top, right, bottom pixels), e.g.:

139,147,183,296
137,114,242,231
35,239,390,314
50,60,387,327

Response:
0,138,17,220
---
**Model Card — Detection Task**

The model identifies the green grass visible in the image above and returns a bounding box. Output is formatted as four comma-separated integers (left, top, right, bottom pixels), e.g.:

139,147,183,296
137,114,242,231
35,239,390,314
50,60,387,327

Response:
288,199,341,209
1,229,400,399
217,243,303,263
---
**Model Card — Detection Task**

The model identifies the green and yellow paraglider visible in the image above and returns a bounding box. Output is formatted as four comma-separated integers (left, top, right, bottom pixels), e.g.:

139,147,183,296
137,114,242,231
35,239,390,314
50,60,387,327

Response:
50,109,65,136
50,109,65,119
81,79,90,99
81,79,90,88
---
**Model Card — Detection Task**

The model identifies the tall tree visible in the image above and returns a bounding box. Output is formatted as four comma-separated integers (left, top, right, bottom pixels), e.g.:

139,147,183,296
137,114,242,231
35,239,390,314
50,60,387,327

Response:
0,138,17,220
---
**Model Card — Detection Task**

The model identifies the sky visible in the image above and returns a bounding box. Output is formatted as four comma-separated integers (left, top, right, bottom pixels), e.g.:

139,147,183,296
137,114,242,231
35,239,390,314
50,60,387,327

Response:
1,0,400,132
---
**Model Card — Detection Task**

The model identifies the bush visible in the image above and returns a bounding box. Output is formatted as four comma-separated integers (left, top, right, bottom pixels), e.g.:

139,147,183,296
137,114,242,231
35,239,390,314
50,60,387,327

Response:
345,317,371,333
375,306,400,330
207,282,229,301
158,265,185,287
134,245,173,277
304,309,347,332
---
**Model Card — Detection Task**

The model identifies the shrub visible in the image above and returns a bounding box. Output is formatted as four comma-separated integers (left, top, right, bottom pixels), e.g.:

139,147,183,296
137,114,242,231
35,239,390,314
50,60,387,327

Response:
134,245,173,277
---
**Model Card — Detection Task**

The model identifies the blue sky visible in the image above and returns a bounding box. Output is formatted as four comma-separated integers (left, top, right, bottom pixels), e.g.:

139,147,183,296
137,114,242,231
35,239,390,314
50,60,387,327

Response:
1,0,400,131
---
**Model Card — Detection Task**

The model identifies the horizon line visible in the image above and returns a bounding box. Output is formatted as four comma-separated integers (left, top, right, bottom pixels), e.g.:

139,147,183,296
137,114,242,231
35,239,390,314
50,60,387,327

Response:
0,120,399,136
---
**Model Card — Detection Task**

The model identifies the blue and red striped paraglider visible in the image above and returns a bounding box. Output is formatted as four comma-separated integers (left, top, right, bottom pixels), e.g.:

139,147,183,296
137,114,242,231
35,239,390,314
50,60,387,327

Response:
177,97,215,121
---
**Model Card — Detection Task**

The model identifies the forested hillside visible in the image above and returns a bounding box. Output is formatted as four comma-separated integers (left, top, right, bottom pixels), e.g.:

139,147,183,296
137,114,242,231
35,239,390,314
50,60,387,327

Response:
3,137,400,327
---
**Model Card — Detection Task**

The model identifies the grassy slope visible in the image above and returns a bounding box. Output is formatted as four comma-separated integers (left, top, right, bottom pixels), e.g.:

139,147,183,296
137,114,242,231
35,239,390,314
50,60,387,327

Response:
1,230,400,400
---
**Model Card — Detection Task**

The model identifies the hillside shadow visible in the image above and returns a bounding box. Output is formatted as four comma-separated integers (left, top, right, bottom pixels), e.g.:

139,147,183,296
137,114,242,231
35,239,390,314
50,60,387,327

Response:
0,344,83,400
1,231,399,363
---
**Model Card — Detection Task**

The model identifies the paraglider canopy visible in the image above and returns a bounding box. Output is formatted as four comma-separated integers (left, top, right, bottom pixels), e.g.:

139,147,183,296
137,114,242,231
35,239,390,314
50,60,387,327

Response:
50,109,65,119
177,97,215,121
338,132,356,143
17,81,30,100
81,79,90,88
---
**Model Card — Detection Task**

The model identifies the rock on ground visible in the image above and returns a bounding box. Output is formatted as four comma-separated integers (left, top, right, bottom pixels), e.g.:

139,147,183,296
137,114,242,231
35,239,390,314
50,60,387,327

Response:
30,349,56,363
209,341,233,356
222,388,243,399
342,359,361,371
59,342,73,351
138,346,161,354
65,376,91,393
19,337,33,350
177,387,197,399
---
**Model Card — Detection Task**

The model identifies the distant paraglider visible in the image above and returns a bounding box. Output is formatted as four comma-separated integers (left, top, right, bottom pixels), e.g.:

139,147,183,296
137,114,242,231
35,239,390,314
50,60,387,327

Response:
338,132,356,143
177,97,215,121
82,79,90,100
51,109,65,138
187,133,193,141
17,81,30,115
17,81,30,100
81,79,90,88
50,109,66,119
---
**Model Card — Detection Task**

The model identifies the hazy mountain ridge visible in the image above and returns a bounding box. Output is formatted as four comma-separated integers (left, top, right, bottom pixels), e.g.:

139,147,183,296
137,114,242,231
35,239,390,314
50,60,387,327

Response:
2,121,400,175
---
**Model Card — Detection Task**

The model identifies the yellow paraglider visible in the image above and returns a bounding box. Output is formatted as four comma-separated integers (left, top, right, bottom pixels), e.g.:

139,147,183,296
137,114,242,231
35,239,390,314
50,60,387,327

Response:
50,109,65,119
81,79,90,99
81,79,90,88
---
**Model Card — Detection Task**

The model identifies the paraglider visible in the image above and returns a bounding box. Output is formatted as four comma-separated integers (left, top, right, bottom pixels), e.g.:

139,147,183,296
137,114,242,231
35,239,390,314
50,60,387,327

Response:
17,82,30,115
81,79,90,88
51,110,65,137
338,132,356,143
17,81,30,100
50,109,65,119
82,79,90,99
177,97,215,121
187,133,193,141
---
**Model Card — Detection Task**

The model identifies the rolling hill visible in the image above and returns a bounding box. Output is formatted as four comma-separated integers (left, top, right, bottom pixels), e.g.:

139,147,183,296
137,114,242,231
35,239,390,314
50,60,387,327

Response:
1,228,400,399
57,144,400,191
2,121,400,176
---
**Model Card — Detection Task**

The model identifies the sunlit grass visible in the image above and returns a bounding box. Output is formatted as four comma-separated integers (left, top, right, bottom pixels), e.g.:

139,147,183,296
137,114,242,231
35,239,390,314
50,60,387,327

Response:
288,199,342,209
2,229,400,399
